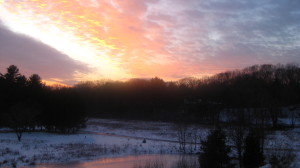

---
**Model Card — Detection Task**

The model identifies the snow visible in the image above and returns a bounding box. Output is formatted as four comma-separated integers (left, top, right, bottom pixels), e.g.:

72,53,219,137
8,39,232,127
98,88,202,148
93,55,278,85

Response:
0,130,179,167
0,118,300,167
0,119,198,167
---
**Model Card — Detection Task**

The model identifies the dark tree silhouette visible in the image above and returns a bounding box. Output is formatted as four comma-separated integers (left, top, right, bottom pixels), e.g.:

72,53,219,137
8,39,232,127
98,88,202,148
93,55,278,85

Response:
230,126,247,168
0,65,86,139
8,101,40,141
28,74,44,89
1,63,300,141
0,65,26,126
3,65,21,83
243,130,265,168
41,87,86,133
70,63,300,126
199,129,233,168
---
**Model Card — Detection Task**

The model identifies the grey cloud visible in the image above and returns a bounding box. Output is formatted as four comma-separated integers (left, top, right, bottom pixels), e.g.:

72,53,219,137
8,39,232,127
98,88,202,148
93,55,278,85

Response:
173,0,300,70
140,0,300,78
0,23,91,84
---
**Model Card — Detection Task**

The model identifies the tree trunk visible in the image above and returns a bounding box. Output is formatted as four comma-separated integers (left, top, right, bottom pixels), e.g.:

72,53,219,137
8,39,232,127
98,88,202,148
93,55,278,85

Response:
16,128,23,142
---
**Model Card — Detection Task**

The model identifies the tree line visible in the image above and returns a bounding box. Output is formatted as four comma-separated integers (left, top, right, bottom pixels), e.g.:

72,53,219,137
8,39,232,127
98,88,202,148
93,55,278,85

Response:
75,63,300,127
1,63,299,141
0,65,86,141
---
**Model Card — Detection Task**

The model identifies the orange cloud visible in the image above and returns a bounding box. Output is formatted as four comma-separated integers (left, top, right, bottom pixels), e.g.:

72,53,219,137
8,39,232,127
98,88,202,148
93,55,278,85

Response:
2,0,297,85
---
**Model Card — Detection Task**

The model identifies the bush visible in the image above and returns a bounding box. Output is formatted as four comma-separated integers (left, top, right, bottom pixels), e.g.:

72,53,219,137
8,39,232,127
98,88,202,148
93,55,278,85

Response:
269,149,295,168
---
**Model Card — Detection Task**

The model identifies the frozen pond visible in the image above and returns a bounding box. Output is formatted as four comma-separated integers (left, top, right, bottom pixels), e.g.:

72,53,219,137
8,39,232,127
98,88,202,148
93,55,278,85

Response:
31,154,198,168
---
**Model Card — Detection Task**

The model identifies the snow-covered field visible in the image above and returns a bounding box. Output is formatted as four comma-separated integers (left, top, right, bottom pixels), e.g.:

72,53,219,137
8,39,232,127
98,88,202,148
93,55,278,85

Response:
0,118,300,167
0,119,206,167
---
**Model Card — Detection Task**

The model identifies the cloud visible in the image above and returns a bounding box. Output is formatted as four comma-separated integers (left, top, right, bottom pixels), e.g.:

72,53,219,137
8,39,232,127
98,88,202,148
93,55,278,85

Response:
0,23,90,85
1,0,299,83
62,0,300,78
144,0,300,74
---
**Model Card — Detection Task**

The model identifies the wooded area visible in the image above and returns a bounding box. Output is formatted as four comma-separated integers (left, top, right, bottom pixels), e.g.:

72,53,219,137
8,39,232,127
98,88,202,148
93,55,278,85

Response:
0,65,85,141
0,63,300,141
75,63,300,127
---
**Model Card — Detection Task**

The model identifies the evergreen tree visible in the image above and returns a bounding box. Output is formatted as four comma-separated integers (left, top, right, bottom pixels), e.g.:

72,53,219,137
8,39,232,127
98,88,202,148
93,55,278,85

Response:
28,74,44,89
199,129,233,168
243,130,265,168
4,65,21,83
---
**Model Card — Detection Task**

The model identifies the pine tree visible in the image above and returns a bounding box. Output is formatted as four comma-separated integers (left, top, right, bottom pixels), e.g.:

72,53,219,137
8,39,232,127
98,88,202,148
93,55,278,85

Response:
243,130,265,168
199,129,233,168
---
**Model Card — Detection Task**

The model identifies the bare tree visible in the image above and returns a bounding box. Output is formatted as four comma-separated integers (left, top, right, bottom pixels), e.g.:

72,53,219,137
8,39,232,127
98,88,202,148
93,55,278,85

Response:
176,123,188,153
229,127,247,168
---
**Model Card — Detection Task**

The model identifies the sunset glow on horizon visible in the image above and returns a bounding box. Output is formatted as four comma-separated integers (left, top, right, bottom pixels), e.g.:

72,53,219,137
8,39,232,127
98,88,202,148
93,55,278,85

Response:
0,0,299,85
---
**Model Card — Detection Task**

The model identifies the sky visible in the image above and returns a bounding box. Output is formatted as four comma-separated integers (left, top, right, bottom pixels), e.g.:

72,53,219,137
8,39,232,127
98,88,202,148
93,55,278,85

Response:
0,0,299,85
